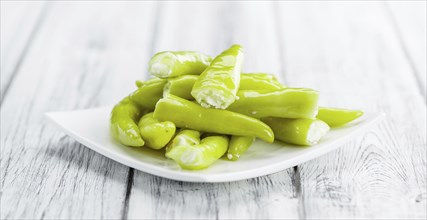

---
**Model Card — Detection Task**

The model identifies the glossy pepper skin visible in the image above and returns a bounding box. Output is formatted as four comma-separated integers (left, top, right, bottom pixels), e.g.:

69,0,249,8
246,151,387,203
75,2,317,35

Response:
164,73,283,101
227,136,255,161
129,78,167,111
317,107,364,127
110,97,145,147
228,88,319,119
163,75,198,100
153,95,274,143
240,73,284,91
165,130,229,170
135,80,145,88
138,113,176,150
149,51,212,78
262,117,329,146
191,44,244,109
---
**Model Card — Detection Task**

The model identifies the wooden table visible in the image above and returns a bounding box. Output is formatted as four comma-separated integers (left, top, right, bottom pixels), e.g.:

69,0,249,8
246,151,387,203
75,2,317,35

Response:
1,1,426,219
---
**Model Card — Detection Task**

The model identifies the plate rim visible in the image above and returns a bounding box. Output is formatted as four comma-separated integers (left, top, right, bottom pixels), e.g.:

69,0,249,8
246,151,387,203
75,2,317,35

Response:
45,107,385,183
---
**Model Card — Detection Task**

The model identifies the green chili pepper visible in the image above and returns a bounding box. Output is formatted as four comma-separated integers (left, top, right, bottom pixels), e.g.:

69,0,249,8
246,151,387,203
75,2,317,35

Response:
153,95,274,143
138,112,176,150
135,80,144,88
165,130,229,170
317,107,364,127
110,97,145,147
240,73,284,91
228,88,319,119
148,51,212,78
163,75,198,100
227,136,255,161
129,78,167,111
164,73,283,101
191,44,244,109
261,117,330,146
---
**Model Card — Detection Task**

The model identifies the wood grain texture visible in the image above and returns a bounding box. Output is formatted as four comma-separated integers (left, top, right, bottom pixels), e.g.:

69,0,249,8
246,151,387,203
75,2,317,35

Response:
0,2,157,219
1,1,425,219
127,2,298,219
276,2,426,219
387,1,427,97
0,0,47,100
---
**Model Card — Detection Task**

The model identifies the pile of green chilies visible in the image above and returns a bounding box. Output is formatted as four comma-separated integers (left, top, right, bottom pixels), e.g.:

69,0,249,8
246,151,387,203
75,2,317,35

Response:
110,45,363,170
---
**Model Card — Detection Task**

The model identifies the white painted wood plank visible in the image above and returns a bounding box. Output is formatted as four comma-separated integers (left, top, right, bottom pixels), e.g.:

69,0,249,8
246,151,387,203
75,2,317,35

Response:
0,2,157,219
387,1,426,96
276,2,426,219
128,2,298,219
0,1,47,98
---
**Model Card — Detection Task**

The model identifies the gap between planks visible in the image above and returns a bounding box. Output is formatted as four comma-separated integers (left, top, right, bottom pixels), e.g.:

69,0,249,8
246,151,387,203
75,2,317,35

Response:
2,2,159,219
384,2,426,101
1,2,50,104
125,2,300,219
273,2,306,219
121,168,134,220
293,166,306,219
121,2,163,219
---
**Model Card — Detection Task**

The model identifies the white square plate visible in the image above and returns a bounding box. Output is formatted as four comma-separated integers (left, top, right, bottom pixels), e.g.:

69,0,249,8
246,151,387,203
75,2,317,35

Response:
46,107,384,182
